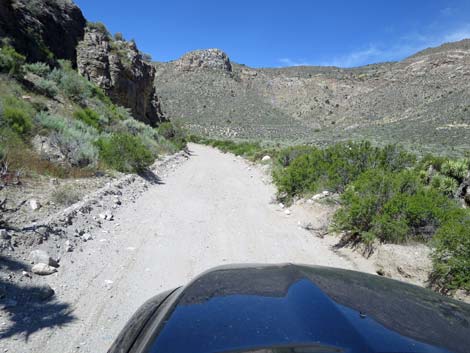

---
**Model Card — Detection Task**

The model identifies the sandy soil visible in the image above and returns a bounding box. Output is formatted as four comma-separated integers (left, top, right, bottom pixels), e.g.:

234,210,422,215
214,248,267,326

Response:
0,144,432,353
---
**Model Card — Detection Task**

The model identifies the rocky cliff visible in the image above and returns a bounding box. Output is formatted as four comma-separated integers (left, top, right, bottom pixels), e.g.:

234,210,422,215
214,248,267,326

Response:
77,27,165,125
0,0,86,64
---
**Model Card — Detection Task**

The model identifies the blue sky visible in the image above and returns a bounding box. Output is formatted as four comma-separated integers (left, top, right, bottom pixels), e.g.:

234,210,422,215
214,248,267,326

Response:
74,0,470,68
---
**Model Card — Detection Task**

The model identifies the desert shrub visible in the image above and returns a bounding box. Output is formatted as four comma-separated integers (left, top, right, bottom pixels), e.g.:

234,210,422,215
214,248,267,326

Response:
73,108,102,130
274,141,416,199
157,122,187,150
429,174,459,196
114,118,162,155
441,159,469,181
50,185,82,206
114,32,124,41
34,78,58,97
0,44,25,76
36,112,99,167
276,145,316,167
87,22,110,36
204,139,262,157
23,62,51,77
0,96,34,135
332,169,459,244
48,60,93,103
431,211,470,292
96,133,154,173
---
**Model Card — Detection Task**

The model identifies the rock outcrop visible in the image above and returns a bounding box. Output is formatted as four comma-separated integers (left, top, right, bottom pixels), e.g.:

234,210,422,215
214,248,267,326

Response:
0,0,86,64
77,27,165,125
176,48,232,72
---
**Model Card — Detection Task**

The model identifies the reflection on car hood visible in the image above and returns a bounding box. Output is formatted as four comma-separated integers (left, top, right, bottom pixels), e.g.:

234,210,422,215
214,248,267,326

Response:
146,264,470,353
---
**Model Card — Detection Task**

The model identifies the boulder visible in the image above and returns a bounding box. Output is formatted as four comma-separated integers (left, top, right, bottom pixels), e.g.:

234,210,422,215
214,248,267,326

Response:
32,263,57,276
29,199,41,211
261,155,271,162
77,27,165,126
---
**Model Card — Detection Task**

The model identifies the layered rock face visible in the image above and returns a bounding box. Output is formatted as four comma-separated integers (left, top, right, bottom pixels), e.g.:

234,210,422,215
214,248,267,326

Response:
0,0,86,64
77,28,165,125
176,48,232,72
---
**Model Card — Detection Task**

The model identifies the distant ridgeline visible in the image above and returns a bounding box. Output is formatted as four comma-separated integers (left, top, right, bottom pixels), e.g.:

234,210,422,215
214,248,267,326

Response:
154,41,470,155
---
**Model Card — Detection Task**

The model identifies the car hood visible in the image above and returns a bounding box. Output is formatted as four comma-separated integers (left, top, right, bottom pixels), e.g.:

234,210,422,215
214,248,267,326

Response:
144,264,470,353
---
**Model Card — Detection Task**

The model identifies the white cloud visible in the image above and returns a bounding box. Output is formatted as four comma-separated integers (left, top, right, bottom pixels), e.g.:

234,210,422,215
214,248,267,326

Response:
278,58,314,66
278,24,470,68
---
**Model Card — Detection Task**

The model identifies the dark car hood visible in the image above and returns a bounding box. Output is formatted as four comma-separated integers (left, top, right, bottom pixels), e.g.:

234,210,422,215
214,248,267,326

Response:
144,264,470,353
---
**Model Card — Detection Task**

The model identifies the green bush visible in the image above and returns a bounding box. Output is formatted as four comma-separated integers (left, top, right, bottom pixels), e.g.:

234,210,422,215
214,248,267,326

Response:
48,60,93,103
429,174,459,196
96,133,154,173
332,169,460,244
274,141,416,200
276,145,316,167
87,22,110,35
34,78,58,97
431,210,470,292
0,44,25,76
23,62,51,77
73,108,102,130
0,96,34,135
441,159,469,181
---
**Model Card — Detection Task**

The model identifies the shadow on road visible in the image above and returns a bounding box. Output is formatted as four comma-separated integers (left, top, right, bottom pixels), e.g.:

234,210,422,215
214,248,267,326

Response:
138,169,165,185
0,255,76,341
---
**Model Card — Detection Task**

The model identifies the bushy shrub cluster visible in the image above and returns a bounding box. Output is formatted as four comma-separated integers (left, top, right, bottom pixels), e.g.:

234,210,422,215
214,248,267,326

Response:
48,60,95,104
332,169,458,244
157,122,187,151
0,44,25,77
269,140,470,293
431,213,470,292
96,133,153,173
274,141,415,200
23,62,51,77
36,112,99,167
73,108,102,130
0,96,34,135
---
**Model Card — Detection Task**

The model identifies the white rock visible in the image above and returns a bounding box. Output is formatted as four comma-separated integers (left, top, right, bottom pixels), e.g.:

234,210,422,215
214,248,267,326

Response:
261,155,271,162
29,250,58,267
32,263,57,275
64,240,73,252
284,209,291,215
82,233,92,242
29,199,41,211
279,203,285,209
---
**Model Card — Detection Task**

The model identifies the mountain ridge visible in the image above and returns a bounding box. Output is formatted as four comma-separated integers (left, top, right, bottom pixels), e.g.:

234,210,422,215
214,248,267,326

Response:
154,39,470,155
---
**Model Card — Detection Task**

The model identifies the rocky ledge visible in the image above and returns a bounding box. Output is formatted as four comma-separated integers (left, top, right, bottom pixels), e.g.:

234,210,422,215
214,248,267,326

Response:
176,48,232,72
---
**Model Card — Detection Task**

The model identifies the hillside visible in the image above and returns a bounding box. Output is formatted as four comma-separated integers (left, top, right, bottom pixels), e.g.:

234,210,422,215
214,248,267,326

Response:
154,40,470,155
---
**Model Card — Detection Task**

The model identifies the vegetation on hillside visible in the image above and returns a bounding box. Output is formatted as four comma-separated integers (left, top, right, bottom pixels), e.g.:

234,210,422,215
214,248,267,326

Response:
203,137,470,294
0,43,186,178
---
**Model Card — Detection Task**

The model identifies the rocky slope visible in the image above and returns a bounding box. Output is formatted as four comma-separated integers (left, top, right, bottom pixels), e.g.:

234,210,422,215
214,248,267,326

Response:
77,26,166,125
154,40,470,155
0,0,86,65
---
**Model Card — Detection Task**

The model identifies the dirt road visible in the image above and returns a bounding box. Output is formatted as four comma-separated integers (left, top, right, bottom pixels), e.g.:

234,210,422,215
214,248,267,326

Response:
12,144,375,353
